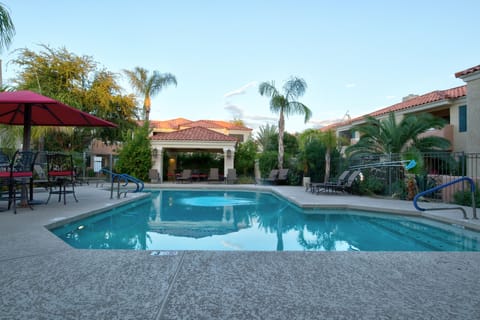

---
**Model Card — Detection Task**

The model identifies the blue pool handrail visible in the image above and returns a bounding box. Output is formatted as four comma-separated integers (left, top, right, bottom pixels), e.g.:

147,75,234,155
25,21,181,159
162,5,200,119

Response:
100,168,144,199
413,176,477,220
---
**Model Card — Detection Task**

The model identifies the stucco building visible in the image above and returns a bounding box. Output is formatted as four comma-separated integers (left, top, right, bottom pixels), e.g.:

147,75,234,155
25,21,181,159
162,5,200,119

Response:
148,118,252,182
325,65,480,155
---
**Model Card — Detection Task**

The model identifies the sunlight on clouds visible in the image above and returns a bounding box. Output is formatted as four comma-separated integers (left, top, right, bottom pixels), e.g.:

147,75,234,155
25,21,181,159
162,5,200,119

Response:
224,81,258,98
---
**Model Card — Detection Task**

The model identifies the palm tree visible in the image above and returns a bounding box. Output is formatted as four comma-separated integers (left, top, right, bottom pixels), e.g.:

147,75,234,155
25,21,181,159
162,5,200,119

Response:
346,112,451,158
0,3,15,87
255,123,278,152
298,128,321,176
259,77,312,169
320,129,337,183
123,67,177,121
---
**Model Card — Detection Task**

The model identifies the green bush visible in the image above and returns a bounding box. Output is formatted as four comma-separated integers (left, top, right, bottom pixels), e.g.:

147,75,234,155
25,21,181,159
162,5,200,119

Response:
115,122,152,181
235,140,257,176
358,174,384,196
453,187,480,206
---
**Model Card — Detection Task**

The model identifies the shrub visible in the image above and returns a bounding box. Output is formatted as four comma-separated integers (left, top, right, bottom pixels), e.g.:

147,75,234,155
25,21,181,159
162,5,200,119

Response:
115,122,152,181
453,187,480,206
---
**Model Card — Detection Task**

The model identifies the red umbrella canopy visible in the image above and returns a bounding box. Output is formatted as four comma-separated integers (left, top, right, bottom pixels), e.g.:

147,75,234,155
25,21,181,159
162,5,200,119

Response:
0,90,117,127
0,90,117,150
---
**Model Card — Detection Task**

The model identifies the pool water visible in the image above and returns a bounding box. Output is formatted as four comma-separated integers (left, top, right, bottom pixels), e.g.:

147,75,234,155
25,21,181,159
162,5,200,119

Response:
52,190,480,251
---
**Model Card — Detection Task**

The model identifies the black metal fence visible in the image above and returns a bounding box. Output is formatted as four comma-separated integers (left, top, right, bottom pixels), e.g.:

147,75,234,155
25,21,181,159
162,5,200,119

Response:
346,152,480,203
31,149,480,205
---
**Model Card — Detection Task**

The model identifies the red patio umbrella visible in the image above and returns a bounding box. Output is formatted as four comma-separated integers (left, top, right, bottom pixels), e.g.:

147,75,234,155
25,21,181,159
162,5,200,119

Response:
0,90,117,151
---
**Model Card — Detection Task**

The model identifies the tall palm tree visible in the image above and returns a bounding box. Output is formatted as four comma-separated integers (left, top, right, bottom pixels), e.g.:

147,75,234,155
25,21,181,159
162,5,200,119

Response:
123,67,177,121
259,77,312,169
0,3,15,87
346,112,451,157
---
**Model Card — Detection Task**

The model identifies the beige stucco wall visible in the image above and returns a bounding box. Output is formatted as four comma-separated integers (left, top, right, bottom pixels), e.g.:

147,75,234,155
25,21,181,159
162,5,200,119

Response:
450,101,468,152
465,76,480,153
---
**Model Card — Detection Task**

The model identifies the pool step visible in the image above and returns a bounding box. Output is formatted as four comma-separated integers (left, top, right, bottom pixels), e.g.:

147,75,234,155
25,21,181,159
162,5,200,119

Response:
368,218,468,251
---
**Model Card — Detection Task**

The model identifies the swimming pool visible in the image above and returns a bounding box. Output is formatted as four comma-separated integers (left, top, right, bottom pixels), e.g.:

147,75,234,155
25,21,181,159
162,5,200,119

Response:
51,190,480,251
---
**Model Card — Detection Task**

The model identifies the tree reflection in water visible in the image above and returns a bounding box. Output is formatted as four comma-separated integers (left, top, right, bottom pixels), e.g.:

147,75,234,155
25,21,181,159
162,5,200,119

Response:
52,190,479,251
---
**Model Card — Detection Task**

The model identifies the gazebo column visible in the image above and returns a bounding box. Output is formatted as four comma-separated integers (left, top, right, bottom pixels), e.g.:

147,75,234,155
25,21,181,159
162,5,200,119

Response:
223,147,235,173
157,147,164,183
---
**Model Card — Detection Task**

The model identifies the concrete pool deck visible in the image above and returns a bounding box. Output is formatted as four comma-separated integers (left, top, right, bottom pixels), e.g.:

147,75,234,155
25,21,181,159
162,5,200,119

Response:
0,184,479,319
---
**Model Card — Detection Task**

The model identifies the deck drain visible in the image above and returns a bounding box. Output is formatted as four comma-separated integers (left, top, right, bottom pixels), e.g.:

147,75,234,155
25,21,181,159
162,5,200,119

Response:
150,251,178,256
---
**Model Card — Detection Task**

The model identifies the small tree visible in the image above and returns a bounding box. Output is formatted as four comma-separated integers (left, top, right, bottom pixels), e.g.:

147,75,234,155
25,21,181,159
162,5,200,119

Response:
235,139,257,176
115,122,152,180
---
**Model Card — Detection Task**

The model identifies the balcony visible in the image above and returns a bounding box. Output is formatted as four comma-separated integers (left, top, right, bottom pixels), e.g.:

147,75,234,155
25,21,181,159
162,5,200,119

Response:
418,124,454,149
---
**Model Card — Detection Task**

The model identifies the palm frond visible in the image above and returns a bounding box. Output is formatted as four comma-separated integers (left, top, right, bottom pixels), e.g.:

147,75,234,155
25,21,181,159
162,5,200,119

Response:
258,81,279,98
0,4,15,53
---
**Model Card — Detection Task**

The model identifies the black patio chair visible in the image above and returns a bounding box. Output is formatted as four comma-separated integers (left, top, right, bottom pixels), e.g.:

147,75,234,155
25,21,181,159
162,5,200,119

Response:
0,151,37,213
46,153,78,205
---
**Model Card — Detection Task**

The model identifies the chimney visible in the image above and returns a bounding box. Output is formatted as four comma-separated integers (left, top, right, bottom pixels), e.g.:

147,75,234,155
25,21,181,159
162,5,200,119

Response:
402,94,418,102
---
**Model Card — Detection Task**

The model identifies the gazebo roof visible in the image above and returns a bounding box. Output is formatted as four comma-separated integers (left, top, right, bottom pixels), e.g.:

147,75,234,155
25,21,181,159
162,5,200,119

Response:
151,127,238,142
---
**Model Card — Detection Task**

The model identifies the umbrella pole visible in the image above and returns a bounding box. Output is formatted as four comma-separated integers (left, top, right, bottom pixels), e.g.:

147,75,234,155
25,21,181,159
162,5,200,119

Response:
23,104,32,151
20,104,32,207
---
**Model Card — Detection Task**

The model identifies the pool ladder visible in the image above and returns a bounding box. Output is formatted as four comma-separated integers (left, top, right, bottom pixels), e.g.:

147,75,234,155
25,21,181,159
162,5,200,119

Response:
100,168,144,199
413,177,478,220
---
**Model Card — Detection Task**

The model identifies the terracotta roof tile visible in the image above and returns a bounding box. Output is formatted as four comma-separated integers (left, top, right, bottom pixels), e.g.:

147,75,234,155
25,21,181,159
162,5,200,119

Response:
149,118,191,129
151,127,238,141
320,85,466,130
455,65,480,78
182,119,252,131
369,85,466,117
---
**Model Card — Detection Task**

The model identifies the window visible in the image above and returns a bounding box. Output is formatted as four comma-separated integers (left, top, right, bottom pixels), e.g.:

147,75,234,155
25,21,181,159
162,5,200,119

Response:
459,105,467,132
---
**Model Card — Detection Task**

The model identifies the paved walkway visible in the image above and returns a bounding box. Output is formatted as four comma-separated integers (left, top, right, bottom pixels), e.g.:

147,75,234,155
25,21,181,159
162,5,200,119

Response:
0,184,479,319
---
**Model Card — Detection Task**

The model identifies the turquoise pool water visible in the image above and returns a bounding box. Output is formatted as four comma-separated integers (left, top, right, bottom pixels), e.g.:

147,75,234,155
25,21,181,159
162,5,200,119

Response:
52,190,480,251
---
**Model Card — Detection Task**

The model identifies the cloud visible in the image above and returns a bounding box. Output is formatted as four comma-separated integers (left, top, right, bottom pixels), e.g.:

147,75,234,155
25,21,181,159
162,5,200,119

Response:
224,81,258,98
309,118,344,128
224,103,244,118
345,83,356,88
224,102,276,122
245,114,277,122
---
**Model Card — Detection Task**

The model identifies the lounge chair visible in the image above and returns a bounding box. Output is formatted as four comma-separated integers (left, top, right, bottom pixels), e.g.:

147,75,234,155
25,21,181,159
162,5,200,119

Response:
276,168,289,185
309,170,351,193
176,169,192,183
207,168,220,183
149,169,160,183
225,168,238,184
317,170,361,194
261,169,279,184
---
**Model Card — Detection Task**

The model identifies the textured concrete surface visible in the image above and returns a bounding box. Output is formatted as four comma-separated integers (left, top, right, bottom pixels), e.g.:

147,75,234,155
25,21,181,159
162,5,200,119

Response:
1,184,479,319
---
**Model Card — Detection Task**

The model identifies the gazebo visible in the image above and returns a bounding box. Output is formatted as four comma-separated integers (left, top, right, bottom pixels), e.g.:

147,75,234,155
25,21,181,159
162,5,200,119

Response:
150,127,238,182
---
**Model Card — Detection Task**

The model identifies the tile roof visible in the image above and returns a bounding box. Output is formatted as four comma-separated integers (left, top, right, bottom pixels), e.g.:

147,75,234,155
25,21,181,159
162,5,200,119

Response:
455,65,480,78
151,127,238,142
148,118,252,131
322,85,466,131
149,118,190,129
369,85,466,117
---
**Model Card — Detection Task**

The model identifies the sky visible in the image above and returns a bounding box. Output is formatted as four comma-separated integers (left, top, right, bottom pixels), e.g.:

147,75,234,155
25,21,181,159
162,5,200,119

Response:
1,0,479,134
